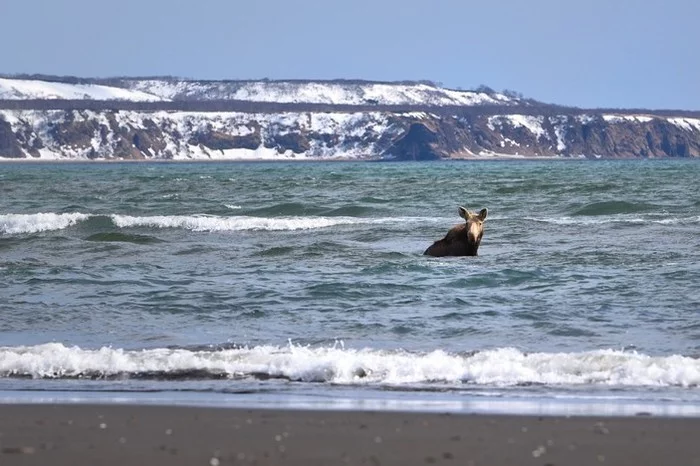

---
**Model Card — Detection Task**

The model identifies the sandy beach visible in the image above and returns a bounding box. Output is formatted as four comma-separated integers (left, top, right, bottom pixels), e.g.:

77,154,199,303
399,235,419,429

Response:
0,404,698,465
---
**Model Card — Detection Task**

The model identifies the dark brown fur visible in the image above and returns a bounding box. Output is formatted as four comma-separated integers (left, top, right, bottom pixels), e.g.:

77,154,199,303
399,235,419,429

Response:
424,207,488,257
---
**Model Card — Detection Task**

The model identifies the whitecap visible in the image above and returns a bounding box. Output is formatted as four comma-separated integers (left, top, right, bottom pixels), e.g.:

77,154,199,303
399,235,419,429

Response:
2,343,698,388
525,215,699,226
0,212,89,234
109,214,427,232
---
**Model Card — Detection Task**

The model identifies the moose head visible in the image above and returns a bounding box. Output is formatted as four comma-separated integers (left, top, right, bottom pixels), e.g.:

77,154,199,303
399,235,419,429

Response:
424,206,488,257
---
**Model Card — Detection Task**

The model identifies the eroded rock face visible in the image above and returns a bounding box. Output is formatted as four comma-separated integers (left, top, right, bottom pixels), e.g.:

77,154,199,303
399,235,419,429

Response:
0,118,24,158
188,129,261,151
265,132,311,154
385,114,700,160
0,109,698,160
551,116,699,158
389,122,442,161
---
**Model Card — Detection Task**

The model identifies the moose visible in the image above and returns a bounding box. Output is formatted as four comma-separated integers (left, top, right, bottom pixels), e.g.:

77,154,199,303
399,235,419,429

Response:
424,206,488,257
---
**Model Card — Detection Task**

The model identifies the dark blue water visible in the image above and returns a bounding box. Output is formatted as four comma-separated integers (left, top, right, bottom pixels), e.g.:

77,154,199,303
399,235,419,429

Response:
1,160,699,414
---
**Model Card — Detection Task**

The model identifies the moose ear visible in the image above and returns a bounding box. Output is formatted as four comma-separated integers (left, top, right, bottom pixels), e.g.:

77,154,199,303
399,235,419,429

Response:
458,206,469,220
478,208,488,221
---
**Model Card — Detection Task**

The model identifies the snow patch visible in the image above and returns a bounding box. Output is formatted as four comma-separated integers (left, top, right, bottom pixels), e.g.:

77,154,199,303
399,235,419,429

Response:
489,115,547,139
577,115,596,125
668,118,700,132
0,78,165,101
549,116,568,152
603,114,654,123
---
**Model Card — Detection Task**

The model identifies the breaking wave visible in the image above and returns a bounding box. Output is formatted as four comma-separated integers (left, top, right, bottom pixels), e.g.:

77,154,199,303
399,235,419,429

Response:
525,215,700,226
4,210,695,236
1,343,698,388
1,212,424,234
0,212,89,234
110,214,389,231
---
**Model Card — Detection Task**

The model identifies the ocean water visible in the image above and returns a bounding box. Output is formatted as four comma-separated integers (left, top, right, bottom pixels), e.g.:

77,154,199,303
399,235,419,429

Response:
1,159,699,415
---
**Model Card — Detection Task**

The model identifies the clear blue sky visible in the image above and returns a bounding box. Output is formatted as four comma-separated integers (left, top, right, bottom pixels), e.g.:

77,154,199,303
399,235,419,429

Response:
2,0,698,109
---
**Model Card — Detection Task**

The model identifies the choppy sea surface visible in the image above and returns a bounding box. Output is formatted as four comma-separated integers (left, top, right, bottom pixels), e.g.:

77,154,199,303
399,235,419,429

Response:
1,159,699,416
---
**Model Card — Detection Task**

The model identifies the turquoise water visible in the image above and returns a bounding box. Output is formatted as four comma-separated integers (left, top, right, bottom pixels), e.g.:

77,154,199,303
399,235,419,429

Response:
1,160,699,414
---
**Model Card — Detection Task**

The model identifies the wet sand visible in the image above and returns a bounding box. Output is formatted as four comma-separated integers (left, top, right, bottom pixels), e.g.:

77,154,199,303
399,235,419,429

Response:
1,404,699,465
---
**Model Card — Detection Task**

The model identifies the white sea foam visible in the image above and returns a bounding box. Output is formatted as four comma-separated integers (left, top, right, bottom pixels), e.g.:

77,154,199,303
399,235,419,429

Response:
0,212,89,234
109,214,414,231
0,212,433,234
525,215,699,226
1,344,698,388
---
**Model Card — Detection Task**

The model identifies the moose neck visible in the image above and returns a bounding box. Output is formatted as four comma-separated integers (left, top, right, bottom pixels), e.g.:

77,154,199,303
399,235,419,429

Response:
465,241,480,256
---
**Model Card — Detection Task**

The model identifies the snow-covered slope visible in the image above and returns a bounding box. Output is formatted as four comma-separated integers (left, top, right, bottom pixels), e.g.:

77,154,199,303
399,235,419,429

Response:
0,78,165,101
123,80,515,106
0,77,515,106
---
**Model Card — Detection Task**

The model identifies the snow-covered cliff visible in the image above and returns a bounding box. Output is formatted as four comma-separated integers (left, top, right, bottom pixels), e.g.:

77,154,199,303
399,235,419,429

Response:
1,76,699,160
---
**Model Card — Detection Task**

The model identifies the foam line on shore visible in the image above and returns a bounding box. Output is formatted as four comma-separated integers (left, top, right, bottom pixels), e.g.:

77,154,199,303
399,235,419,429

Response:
2,343,699,388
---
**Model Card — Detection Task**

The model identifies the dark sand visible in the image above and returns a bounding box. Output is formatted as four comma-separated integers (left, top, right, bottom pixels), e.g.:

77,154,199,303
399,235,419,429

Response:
1,404,699,465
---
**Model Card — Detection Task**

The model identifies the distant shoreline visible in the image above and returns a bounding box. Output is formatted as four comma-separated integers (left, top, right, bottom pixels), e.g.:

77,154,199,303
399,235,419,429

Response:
0,155,635,164
2,76,699,160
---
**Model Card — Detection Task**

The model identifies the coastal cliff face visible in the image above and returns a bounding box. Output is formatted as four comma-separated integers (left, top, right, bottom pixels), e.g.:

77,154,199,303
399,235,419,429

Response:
1,109,699,161
391,113,700,160
0,77,698,160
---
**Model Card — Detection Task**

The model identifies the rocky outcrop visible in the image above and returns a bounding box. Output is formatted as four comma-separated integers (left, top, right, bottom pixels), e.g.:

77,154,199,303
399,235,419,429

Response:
189,128,261,152
0,109,699,160
383,114,700,160
0,118,24,158
561,116,699,158
388,121,442,160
